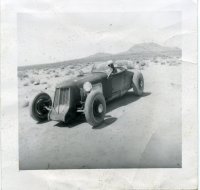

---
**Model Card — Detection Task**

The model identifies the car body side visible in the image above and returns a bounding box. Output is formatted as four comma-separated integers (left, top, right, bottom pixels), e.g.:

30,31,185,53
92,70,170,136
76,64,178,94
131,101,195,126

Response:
49,67,134,122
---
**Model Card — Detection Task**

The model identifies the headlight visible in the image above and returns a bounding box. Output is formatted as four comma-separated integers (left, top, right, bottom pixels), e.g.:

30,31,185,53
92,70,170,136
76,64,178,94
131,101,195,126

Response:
83,82,92,92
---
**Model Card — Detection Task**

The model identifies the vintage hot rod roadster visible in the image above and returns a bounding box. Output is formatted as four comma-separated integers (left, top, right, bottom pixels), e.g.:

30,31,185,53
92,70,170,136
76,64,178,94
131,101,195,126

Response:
30,61,144,127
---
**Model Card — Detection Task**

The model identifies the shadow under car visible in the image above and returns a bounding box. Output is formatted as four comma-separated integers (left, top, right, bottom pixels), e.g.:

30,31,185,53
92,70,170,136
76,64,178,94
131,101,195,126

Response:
54,91,151,129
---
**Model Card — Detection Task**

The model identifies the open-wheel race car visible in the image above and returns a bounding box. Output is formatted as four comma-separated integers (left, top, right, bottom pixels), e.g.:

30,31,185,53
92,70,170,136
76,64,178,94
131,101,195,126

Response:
30,61,144,127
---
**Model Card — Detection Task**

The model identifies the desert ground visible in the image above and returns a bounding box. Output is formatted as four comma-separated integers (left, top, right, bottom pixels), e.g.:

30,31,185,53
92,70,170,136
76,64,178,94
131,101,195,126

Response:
18,57,182,169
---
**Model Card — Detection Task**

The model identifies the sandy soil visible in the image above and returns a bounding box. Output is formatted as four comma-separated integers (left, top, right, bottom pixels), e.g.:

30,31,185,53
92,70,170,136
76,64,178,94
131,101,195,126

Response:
18,61,182,169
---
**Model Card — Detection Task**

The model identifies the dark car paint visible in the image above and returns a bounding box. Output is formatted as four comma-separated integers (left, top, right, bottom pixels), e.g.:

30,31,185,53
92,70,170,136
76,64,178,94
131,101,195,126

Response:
49,67,134,122
56,72,112,99
56,72,107,88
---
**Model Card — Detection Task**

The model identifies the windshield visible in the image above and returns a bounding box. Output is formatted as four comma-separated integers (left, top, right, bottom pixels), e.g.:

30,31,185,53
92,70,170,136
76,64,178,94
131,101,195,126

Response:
91,62,112,75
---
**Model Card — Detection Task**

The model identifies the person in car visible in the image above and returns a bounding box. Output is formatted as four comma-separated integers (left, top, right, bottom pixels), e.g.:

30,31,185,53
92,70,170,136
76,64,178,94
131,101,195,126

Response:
107,60,117,74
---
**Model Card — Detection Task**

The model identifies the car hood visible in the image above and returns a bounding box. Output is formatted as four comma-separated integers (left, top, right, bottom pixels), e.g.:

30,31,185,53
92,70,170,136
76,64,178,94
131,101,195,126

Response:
56,72,107,88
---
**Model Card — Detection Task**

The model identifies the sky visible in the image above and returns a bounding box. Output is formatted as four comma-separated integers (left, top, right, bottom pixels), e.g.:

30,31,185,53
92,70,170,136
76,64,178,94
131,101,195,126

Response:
18,12,182,66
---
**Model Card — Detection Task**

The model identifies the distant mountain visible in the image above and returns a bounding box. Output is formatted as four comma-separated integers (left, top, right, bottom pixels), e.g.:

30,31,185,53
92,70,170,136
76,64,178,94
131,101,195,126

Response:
86,42,181,60
18,42,181,70
88,52,113,58
123,42,180,54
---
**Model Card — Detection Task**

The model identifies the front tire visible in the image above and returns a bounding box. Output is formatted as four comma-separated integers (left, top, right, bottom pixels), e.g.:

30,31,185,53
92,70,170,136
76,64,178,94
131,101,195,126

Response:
132,70,144,96
30,92,52,122
84,91,106,127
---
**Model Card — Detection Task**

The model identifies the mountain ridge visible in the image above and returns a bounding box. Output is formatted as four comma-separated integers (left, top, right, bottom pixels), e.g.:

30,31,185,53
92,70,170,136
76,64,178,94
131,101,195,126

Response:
18,42,181,70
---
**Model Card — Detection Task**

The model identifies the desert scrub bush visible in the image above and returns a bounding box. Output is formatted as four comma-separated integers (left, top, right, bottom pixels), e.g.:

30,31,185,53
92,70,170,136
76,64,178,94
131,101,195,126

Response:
18,72,29,80
44,83,51,90
65,70,74,75
34,79,40,85
40,81,47,84
30,78,35,84
21,100,29,108
54,73,60,78
144,62,149,67
30,78,40,85
23,81,29,86
86,63,91,66
169,61,181,66
46,70,52,74
33,70,39,75
69,65,75,69
77,70,84,76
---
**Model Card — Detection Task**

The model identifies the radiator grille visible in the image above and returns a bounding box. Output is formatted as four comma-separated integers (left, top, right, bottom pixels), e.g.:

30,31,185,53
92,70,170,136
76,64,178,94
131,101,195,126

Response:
54,88,69,113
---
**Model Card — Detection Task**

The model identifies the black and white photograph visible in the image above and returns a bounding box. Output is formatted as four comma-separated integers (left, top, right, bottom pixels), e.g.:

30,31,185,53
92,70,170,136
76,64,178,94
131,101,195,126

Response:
1,0,198,189
18,12,183,170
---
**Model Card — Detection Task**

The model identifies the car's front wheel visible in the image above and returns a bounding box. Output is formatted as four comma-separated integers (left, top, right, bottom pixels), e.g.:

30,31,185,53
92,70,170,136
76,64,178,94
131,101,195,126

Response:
132,70,144,96
84,91,106,127
30,92,52,122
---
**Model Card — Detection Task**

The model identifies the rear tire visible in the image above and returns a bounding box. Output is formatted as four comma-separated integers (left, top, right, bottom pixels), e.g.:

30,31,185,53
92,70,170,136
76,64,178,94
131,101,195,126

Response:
84,91,106,127
132,70,144,96
30,92,52,122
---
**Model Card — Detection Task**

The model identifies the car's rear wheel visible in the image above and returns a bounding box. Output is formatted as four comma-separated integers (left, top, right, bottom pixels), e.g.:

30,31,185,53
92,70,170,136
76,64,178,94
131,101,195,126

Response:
132,70,144,96
30,92,52,122
84,91,106,127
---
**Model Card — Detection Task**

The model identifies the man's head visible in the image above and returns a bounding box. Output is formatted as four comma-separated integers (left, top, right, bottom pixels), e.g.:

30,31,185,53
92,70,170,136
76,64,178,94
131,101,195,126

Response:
107,60,117,74
107,60,115,69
